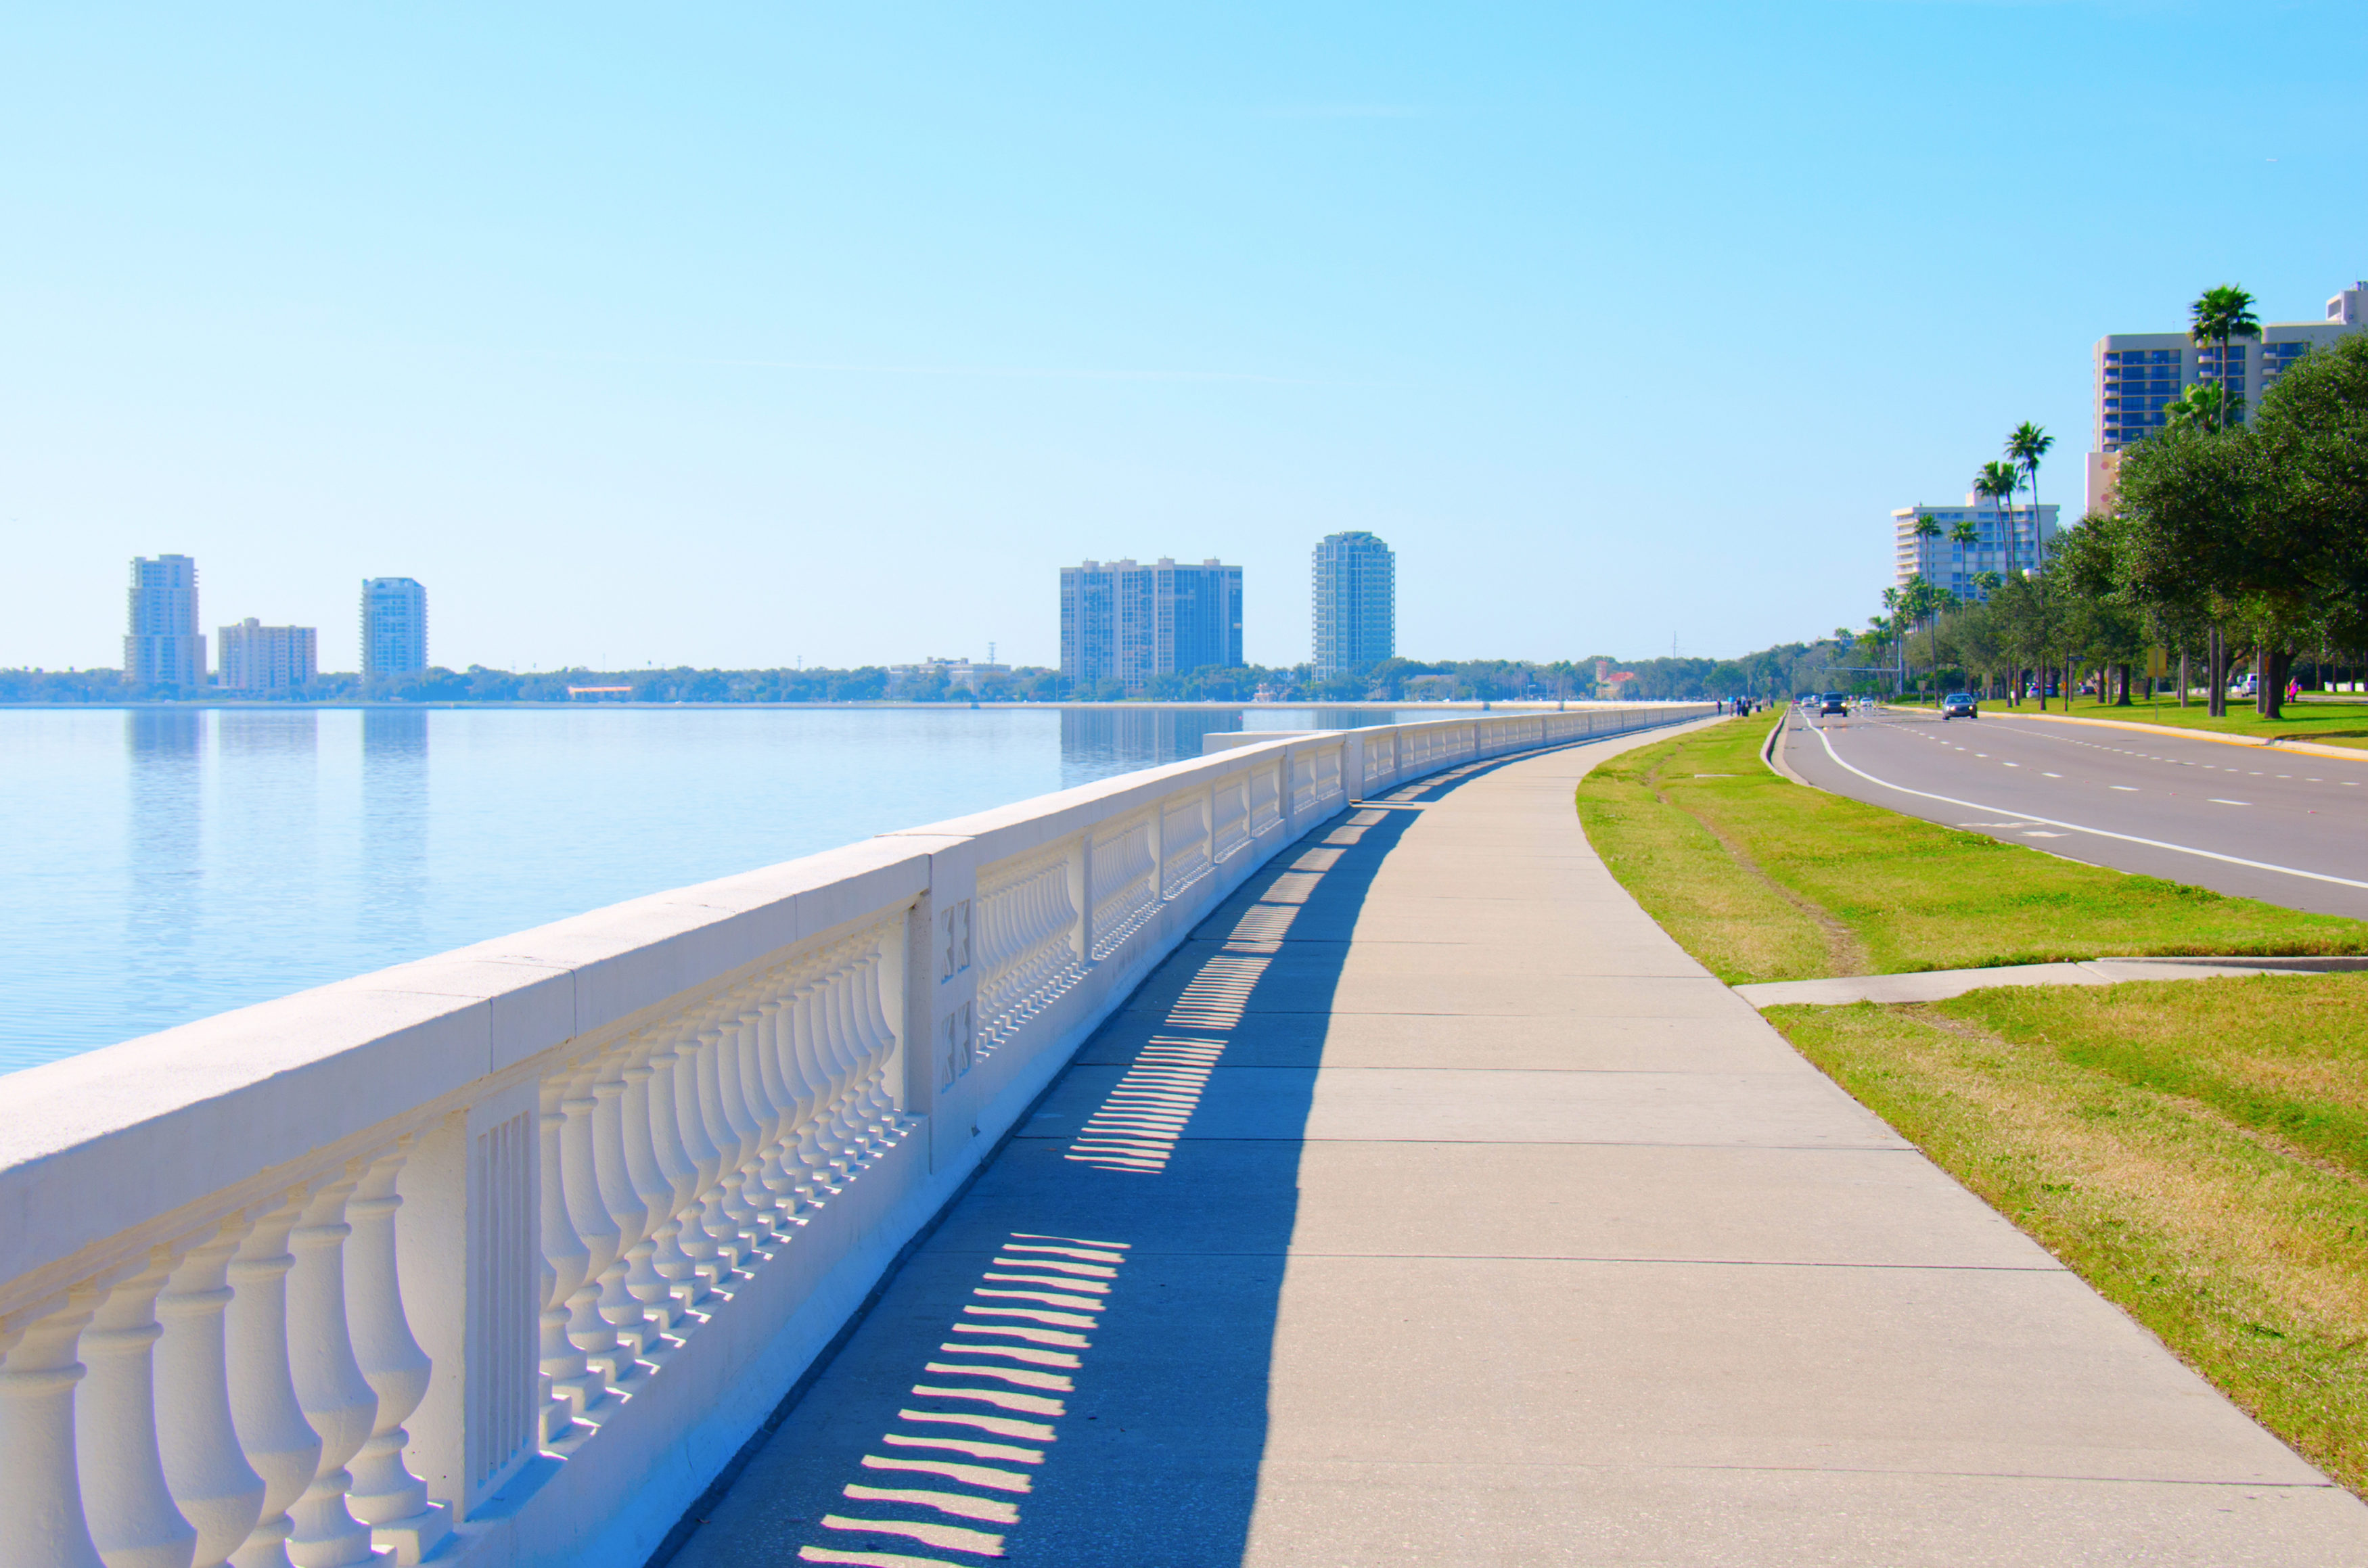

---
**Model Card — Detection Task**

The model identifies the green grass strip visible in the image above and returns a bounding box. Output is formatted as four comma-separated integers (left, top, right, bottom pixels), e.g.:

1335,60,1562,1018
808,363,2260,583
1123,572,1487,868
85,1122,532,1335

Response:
1576,714,2368,985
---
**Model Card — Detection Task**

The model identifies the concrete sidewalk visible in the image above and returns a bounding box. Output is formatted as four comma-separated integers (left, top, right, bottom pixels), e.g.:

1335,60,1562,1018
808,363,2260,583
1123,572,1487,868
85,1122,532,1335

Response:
662,731,2368,1567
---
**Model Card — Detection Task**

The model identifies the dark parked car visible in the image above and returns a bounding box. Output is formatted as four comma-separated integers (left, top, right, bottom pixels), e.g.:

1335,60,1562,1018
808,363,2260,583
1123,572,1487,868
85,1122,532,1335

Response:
1941,691,1978,720
1818,693,1847,716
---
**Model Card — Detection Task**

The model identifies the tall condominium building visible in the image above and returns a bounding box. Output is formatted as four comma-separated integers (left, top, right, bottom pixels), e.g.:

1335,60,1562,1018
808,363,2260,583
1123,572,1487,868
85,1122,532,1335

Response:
361,578,429,678
1060,557,1244,693
1892,493,2061,601
1310,531,1395,677
218,619,318,693
124,554,207,687
2086,278,2367,514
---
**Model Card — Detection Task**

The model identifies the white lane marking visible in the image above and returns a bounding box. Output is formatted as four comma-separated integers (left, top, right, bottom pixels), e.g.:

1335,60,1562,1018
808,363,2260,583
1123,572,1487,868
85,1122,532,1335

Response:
1802,724,2368,891
2210,800,2250,806
2110,785,2139,791
2003,762,2020,767
2043,772,2063,778
2025,831,2066,838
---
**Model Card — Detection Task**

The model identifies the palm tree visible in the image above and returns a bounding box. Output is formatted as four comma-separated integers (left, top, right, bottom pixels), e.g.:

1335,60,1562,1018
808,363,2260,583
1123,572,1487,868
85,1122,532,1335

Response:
1975,460,2022,579
2005,423,2053,574
2188,285,2262,430
2161,382,2231,435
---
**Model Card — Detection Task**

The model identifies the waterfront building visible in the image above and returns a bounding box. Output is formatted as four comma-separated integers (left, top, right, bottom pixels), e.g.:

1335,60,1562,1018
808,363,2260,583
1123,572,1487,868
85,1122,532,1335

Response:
2085,278,2367,515
1060,557,1244,693
124,553,207,687
362,577,429,677
1892,493,2060,600
1311,530,1394,676
886,656,1011,694
217,619,318,693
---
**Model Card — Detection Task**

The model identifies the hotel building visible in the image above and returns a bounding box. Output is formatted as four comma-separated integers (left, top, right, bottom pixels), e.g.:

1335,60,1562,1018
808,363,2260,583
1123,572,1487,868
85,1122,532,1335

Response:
1892,494,2060,601
2086,278,2367,515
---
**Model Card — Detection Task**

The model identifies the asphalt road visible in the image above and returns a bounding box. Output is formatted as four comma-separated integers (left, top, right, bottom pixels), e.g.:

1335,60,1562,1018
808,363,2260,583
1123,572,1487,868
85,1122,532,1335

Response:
1774,704,2368,920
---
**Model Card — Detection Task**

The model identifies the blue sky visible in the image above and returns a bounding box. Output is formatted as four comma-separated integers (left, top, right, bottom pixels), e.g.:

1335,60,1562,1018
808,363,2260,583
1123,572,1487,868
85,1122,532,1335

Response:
4,2,2363,673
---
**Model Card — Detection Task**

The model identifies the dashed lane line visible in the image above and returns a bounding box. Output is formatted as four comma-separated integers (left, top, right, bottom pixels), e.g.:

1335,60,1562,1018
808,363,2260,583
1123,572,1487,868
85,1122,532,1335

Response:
1802,722,2368,893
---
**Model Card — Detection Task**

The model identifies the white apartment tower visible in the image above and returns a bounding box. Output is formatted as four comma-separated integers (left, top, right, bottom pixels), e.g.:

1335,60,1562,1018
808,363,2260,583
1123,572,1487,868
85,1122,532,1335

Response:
362,578,429,678
1311,531,1395,677
2085,277,2368,515
1060,558,1244,694
218,619,319,693
1893,494,2060,601
124,554,207,688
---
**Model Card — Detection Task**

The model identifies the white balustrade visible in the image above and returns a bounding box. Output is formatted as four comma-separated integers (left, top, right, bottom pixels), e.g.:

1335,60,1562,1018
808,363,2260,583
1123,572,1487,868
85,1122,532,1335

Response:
155,1219,265,1568
0,703,1707,1568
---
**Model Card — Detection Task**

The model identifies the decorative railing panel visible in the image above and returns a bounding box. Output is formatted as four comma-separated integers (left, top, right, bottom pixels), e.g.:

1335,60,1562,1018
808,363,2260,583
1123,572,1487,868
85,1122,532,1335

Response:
972,841,1085,1055
1087,811,1160,961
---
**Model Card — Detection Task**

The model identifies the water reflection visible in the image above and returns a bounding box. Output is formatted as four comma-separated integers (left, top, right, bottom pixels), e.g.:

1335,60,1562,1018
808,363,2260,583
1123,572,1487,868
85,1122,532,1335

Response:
361,709,430,952
124,712,204,1006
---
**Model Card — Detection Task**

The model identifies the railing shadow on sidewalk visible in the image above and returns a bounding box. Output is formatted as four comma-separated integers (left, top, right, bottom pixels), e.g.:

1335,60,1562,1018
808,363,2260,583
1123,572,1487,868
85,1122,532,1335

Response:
647,767,1492,1568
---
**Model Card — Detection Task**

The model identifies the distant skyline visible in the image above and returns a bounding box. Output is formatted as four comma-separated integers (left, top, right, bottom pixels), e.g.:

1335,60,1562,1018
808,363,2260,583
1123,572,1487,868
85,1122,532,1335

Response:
5,4,2365,672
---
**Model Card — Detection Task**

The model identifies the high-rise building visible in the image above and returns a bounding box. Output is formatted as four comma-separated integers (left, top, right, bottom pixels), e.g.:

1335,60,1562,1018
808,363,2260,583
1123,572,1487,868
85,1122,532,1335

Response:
218,619,318,693
361,578,429,678
2085,278,2367,515
124,554,207,688
1060,558,1244,694
1311,531,1395,677
1892,493,2060,601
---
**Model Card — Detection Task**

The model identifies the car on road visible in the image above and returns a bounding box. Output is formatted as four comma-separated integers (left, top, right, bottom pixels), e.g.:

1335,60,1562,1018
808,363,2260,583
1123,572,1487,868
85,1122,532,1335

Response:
1941,691,1978,720
1819,693,1847,716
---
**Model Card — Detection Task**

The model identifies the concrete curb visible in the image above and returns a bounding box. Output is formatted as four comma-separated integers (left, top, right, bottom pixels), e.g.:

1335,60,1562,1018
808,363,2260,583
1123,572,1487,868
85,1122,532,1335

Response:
1760,707,1819,789
1735,953,2368,1009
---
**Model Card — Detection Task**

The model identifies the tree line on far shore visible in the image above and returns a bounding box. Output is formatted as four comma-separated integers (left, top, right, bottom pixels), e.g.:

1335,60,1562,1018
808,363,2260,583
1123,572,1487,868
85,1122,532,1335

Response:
1,651,1827,706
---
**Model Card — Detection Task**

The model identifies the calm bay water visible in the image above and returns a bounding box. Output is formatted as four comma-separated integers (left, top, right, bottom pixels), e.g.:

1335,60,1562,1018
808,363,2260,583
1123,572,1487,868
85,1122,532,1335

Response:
0,705,1428,1071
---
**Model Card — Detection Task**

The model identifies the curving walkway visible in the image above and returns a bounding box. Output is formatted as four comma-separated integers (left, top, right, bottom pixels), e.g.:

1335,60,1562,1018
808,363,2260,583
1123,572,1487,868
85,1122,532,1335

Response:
660,727,2368,1567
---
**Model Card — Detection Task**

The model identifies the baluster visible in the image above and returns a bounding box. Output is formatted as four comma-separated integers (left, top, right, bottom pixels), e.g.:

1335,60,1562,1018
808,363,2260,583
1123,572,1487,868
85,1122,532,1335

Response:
78,1249,201,1568
156,1216,265,1568
715,992,776,1242
838,961,891,1158
667,1007,731,1291
813,966,865,1177
282,1170,379,1568
732,986,787,1237
616,1033,685,1330
223,1195,321,1568
534,1080,593,1443
838,961,892,1156
689,1019,754,1271
783,977,840,1207
589,1047,656,1358
342,1143,449,1565
855,949,907,1136
557,1062,624,1391
748,994,802,1225
644,1023,712,1311
0,1290,108,1568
